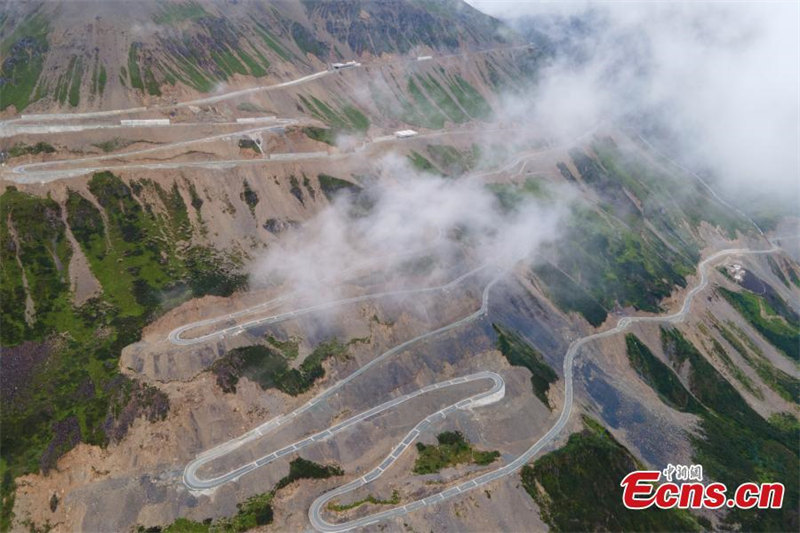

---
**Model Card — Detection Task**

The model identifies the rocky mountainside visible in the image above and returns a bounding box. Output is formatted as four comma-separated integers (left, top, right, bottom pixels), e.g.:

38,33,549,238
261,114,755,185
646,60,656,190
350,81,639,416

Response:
0,2,798,533
0,0,512,114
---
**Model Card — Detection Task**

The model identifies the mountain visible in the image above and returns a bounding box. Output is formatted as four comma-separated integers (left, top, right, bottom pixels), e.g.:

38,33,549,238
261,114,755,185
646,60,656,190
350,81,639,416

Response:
0,0,512,114
1,2,798,533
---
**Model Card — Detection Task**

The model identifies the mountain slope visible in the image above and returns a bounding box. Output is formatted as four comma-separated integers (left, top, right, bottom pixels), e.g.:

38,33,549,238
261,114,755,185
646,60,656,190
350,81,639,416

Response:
0,0,513,114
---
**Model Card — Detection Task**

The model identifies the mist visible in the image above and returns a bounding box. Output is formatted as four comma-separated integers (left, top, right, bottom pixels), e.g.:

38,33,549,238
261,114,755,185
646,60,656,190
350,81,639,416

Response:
250,156,565,303
471,0,799,202
250,1,797,302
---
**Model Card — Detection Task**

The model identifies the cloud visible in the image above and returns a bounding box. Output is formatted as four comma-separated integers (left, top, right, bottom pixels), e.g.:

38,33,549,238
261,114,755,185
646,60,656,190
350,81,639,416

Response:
470,1,799,201
250,155,565,304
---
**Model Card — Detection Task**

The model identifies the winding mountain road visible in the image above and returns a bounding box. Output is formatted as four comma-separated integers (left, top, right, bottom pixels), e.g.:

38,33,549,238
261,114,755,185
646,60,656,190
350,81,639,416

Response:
175,238,783,531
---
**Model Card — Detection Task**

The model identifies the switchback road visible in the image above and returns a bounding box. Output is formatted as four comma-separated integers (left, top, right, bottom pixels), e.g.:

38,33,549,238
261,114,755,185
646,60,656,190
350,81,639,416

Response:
176,241,783,531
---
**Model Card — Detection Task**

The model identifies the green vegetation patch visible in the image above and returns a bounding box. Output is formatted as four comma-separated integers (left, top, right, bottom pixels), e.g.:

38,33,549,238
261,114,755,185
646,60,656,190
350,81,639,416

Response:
718,287,799,361
406,78,446,129
488,177,549,212
153,1,208,25
67,56,84,106
413,431,499,474
705,336,761,399
433,143,480,175
275,457,343,490
91,138,137,153
298,95,369,134
0,12,49,111
418,74,468,123
493,324,557,408
657,328,799,531
327,490,400,513
521,416,702,532
212,339,350,396
239,179,259,215
533,202,695,323
712,319,799,402
290,22,329,58
152,457,342,533
302,126,336,146
1,175,247,528
128,43,143,90
624,334,701,413
407,151,438,174
447,74,491,119
317,174,361,201
6,142,55,158
266,335,299,359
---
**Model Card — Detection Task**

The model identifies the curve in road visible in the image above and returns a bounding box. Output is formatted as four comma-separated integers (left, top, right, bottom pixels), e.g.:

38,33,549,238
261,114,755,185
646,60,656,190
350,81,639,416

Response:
184,371,504,490
177,242,783,530
168,264,490,345
306,243,782,531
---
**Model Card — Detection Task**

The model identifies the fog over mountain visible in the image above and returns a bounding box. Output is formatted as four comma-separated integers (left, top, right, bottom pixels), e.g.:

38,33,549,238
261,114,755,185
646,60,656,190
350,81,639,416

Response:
250,155,567,303
469,1,799,204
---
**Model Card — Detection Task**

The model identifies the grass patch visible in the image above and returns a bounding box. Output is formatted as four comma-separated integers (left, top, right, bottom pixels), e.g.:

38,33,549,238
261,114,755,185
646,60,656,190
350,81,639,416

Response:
317,174,361,201
413,431,499,474
302,126,336,146
521,416,702,532
152,457,341,533
657,328,799,531
0,12,49,111
407,78,446,129
447,75,491,119
407,151,437,174
212,339,350,396
91,138,136,153
7,142,55,158
266,335,299,360
488,177,549,211
1,175,247,527
493,324,557,408
153,1,208,25
239,179,259,215
533,202,694,321
418,74,468,123
425,144,480,177
67,56,83,106
532,263,608,327
327,490,400,512
712,319,799,402
718,287,799,361
274,457,343,490
625,334,701,412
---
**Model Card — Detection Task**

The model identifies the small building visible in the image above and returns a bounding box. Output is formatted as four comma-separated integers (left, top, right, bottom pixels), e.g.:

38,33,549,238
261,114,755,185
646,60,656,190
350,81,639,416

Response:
331,60,361,70
120,118,170,126
394,129,419,138
417,56,432,61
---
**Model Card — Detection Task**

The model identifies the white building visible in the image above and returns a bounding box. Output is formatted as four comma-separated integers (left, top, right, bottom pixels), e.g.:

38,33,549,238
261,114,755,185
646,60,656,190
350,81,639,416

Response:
120,119,170,126
331,61,361,70
394,129,419,138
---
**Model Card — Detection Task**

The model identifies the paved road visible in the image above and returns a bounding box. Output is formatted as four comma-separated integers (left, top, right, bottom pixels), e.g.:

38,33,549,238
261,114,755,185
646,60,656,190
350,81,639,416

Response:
184,371,504,490
3,123,547,184
306,243,782,532
5,43,534,127
180,264,504,488
7,120,295,176
176,241,783,531
168,264,490,345
4,71,331,125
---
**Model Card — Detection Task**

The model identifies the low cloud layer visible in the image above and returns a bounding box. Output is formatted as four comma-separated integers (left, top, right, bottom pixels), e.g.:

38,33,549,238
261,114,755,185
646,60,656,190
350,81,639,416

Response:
472,0,799,201
250,157,564,301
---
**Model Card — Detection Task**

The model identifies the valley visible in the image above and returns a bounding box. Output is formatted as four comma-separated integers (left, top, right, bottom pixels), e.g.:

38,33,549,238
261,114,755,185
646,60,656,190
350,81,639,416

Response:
1,2,798,533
